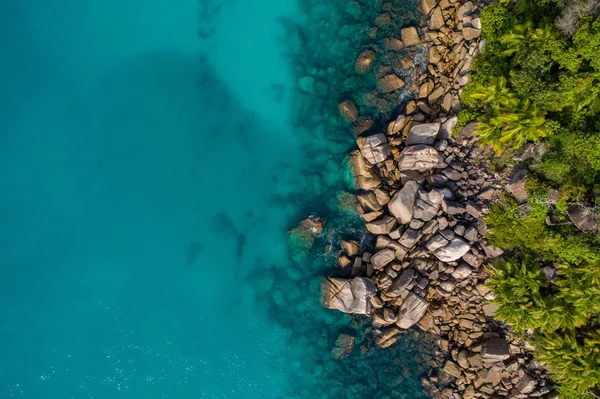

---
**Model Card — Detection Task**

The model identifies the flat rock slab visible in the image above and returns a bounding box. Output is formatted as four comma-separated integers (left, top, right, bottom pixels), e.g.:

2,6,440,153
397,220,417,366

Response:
398,145,444,172
322,277,376,315
482,338,511,362
406,123,441,146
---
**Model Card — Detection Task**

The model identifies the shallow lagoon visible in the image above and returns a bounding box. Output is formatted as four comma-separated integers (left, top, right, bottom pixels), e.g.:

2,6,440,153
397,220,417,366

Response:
0,0,428,397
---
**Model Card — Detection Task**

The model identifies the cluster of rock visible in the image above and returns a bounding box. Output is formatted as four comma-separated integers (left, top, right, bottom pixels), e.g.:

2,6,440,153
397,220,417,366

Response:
321,0,558,397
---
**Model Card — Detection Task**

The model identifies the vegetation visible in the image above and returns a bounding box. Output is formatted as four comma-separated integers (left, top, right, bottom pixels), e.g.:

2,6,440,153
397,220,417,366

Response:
460,0,600,396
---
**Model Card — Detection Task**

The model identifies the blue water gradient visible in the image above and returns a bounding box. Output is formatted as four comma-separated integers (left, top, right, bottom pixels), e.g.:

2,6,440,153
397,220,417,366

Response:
0,0,427,398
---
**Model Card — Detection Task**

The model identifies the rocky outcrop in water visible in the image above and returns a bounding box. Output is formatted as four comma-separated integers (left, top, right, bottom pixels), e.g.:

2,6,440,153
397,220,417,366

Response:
319,0,557,397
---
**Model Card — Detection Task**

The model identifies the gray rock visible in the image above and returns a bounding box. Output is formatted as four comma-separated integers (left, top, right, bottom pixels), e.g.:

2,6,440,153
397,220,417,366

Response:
371,248,396,269
567,204,599,233
452,264,473,279
388,180,420,224
454,224,466,236
387,269,415,297
513,143,535,161
358,133,389,165
396,292,428,328
481,338,511,361
398,145,444,172
322,277,376,315
463,226,478,242
441,167,462,181
407,123,441,146
426,233,449,251
439,228,455,241
427,173,448,186
409,219,424,229
439,116,457,140
414,189,444,221
434,238,470,262
507,169,529,203
399,228,423,249
466,201,483,218
481,241,504,258
444,200,467,215
437,216,449,230
462,252,483,268
456,121,479,140
515,373,537,394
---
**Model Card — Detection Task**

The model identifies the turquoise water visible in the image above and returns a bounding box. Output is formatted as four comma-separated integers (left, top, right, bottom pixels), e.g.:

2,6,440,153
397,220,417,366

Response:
0,0,428,398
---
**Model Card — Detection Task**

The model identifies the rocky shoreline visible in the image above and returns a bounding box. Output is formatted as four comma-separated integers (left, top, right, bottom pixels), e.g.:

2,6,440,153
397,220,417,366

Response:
318,0,559,398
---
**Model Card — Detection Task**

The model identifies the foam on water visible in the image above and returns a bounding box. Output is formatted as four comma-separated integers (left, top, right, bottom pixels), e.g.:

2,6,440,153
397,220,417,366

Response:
0,0,428,398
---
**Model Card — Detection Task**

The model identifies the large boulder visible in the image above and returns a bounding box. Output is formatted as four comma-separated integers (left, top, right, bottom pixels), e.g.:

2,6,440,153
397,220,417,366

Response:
434,238,470,262
398,145,444,172
413,189,444,221
388,180,420,224
321,277,376,315
358,134,389,164
407,123,441,146
567,204,599,233
396,292,428,328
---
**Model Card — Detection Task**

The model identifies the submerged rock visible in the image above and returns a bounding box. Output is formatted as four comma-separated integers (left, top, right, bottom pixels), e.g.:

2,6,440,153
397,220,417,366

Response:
354,49,376,74
288,217,324,263
339,99,359,123
377,74,405,93
330,333,355,360
321,277,376,315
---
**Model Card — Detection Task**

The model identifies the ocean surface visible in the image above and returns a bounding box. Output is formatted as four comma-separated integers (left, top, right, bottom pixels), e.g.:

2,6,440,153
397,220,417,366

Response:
0,0,427,398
